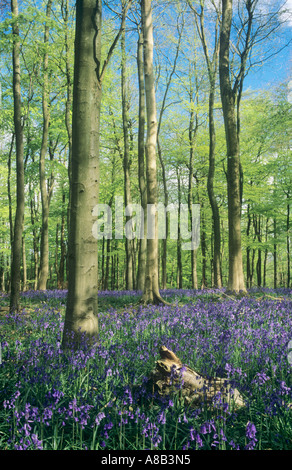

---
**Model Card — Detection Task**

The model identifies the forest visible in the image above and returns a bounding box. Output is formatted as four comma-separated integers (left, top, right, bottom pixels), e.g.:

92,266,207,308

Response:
0,0,292,452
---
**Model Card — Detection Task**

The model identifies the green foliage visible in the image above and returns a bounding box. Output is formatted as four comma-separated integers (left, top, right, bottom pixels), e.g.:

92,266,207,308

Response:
0,0,291,291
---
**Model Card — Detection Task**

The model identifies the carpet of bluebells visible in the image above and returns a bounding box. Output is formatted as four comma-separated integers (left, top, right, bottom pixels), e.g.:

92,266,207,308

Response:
0,287,292,450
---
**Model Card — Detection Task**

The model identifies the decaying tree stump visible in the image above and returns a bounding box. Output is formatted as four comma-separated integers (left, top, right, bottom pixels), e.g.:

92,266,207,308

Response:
148,346,245,410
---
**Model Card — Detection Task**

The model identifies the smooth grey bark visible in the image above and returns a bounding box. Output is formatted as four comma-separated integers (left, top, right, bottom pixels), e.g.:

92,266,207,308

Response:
22,236,27,291
62,0,73,285
176,167,182,289
140,0,166,305
62,0,132,348
7,134,15,248
136,27,147,292
121,6,134,290
38,0,53,291
10,0,25,312
187,68,199,290
219,0,246,293
287,195,290,288
55,192,66,289
188,0,222,290
188,94,198,290
156,16,183,290
273,217,277,289
62,0,102,347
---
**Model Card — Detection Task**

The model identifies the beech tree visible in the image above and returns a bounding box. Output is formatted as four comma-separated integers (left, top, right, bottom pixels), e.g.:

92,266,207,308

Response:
140,0,166,304
156,11,184,290
121,0,134,290
38,0,53,291
136,23,147,291
9,0,25,312
219,0,246,293
62,0,132,348
187,0,222,288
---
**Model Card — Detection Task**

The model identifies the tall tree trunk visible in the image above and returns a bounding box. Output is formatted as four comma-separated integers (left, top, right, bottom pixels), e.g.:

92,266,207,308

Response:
10,0,25,312
7,133,15,247
62,0,73,189
101,236,105,290
188,92,198,290
254,214,262,287
62,0,132,347
22,236,27,291
38,0,53,291
207,82,222,288
246,204,252,288
176,167,182,289
136,28,147,291
188,0,222,288
263,218,269,287
200,203,207,289
62,0,101,347
156,17,183,290
29,185,39,290
121,6,133,290
55,193,66,289
0,250,5,292
141,0,166,305
59,193,66,288
157,138,168,290
104,238,111,291
62,0,73,283
274,217,277,289
219,0,246,293
287,194,290,288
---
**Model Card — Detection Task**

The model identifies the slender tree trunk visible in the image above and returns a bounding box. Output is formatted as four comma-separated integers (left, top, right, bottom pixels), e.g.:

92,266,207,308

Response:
63,0,73,284
121,7,133,290
156,18,183,289
22,236,27,291
0,251,5,292
189,0,222,288
287,194,290,288
101,236,105,290
274,217,277,289
55,193,66,289
263,218,269,287
256,250,261,287
7,133,15,247
136,28,147,291
219,0,246,293
188,97,198,290
200,206,207,289
10,0,25,312
38,0,53,291
63,0,73,188
207,83,222,288
141,0,166,305
59,193,66,288
251,248,255,287
246,204,252,288
104,238,111,290
254,214,262,287
157,138,168,290
116,250,120,289
176,167,182,289
29,186,39,290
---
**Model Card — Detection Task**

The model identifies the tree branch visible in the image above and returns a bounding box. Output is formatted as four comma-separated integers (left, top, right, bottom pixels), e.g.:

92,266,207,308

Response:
100,0,133,83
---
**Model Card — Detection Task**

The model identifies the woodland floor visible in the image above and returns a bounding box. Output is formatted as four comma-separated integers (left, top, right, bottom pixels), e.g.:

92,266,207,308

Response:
0,287,292,450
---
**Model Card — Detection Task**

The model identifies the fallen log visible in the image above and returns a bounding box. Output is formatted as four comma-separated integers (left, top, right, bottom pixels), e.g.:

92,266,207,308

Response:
147,346,245,410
